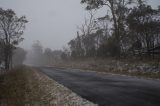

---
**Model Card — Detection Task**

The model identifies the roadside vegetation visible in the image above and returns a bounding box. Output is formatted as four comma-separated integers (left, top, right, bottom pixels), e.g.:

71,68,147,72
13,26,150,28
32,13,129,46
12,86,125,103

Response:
0,66,51,105
60,0,160,79
0,66,29,105
23,0,160,79
54,58,160,79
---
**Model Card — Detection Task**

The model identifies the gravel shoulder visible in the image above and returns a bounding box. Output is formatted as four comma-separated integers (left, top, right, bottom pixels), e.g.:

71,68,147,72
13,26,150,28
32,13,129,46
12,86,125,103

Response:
0,66,96,106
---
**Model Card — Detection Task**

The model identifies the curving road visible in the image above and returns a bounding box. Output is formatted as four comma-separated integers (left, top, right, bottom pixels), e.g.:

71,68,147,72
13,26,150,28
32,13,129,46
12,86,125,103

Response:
38,67,160,106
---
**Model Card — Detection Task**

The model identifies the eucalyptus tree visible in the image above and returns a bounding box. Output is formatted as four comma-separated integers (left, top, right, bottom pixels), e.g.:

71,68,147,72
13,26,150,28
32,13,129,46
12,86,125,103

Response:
0,8,28,70
0,39,4,66
127,4,160,55
81,0,146,56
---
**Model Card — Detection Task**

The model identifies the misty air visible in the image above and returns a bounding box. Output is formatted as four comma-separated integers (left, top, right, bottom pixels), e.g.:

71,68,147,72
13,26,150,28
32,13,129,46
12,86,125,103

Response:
0,0,160,106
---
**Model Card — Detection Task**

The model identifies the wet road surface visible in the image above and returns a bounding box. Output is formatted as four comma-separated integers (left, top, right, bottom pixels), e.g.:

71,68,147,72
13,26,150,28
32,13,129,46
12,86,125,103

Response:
38,67,160,106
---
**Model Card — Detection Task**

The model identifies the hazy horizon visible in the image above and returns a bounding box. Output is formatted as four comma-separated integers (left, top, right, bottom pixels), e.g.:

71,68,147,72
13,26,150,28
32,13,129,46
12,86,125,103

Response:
0,0,159,50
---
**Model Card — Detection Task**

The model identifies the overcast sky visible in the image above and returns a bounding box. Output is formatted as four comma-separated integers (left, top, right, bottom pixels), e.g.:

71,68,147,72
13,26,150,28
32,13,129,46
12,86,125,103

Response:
0,0,160,50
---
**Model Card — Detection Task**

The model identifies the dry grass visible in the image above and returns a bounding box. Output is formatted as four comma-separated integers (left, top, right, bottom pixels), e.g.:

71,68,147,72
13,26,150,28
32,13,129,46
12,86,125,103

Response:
54,58,160,79
0,66,27,105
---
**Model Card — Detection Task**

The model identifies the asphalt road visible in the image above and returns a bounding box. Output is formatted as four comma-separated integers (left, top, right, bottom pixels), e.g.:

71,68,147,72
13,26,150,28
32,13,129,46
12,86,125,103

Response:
39,67,160,106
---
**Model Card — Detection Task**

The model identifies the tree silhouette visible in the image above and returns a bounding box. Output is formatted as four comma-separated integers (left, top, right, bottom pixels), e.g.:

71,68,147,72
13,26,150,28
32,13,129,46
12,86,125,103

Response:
0,8,28,70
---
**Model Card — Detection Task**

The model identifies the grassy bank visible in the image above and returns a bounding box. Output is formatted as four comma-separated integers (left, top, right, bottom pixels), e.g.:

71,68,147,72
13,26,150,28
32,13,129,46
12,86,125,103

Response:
0,66,45,105
54,58,160,79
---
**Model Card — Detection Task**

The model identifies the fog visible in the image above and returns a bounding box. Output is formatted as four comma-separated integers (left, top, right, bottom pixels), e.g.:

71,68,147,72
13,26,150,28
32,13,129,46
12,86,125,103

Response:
0,0,89,50
1,1,160,105
0,0,159,50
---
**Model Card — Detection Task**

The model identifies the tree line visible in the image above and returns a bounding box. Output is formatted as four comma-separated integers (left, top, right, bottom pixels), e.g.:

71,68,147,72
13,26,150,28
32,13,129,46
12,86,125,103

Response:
65,0,160,59
24,41,63,66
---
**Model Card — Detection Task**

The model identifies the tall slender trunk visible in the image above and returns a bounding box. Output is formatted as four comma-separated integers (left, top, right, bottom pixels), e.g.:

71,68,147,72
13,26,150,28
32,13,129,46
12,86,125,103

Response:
4,45,12,70
4,51,9,70
108,1,121,57
10,53,13,69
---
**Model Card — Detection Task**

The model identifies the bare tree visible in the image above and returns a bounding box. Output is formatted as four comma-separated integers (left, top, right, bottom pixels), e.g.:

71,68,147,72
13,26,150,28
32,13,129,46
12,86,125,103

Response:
76,10,97,56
